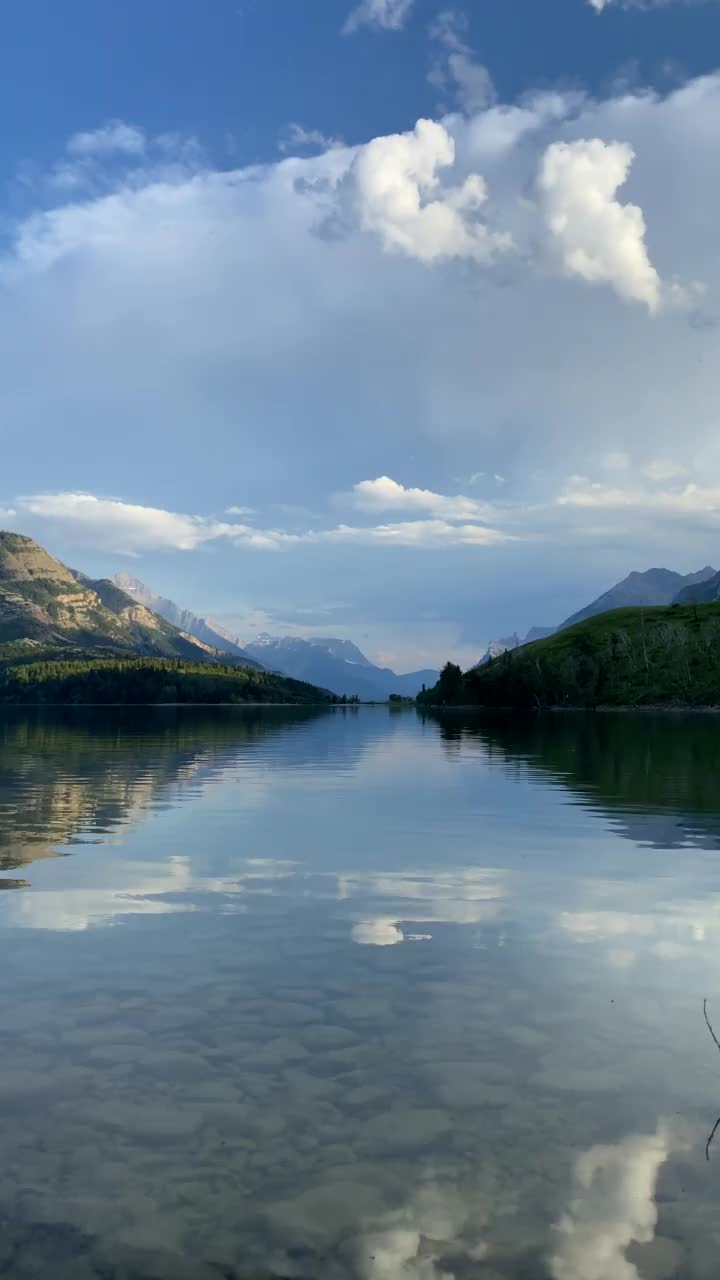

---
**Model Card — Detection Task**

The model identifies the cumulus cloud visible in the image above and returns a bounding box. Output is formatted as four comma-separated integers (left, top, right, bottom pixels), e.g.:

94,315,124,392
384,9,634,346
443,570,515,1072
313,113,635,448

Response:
352,118,512,262
537,139,661,309
4,77,720,660
66,120,146,157
429,10,496,113
346,476,498,521
550,1129,672,1280
343,0,415,33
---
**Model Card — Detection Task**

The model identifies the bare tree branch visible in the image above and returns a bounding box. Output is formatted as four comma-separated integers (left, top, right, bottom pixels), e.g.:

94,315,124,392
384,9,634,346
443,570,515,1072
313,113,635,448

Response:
707,1115,720,1162
705,998,720,1053
704,999,720,1160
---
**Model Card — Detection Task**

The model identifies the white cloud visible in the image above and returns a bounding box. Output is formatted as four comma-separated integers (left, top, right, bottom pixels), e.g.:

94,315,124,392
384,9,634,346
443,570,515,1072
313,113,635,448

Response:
589,0,708,10
643,458,688,482
351,118,512,263
16,493,295,554
279,123,341,154
538,139,661,310
4,76,720,662
550,1129,672,1280
347,476,498,521
12,491,512,554
429,10,496,114
557,477,720,525
66,120,146,157
18,462,720,559
323,519,511,547
343,0,415,33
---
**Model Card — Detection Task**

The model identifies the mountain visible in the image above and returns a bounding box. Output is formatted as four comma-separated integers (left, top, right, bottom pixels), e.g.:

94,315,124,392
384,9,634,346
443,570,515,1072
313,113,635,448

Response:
673,569,720,605
524,626,556,643
110,572,262,666
474,633,521,667
475,627,555,667
476,568,717,667
419,600,720,710
243,634,438,700
0,532,240,661
559,566,716,630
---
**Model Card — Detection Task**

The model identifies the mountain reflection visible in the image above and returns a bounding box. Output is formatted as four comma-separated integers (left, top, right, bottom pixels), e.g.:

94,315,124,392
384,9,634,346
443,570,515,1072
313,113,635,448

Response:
0,707,330,873
423,710,720,849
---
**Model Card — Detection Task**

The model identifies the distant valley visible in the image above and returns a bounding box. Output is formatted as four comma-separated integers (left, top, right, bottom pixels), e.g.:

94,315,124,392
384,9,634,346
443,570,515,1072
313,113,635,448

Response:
113,575,438,700
243,634,438,701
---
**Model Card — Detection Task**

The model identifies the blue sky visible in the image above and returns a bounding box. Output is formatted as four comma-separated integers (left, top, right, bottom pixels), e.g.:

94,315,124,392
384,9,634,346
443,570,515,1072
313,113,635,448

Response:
3,0,720,668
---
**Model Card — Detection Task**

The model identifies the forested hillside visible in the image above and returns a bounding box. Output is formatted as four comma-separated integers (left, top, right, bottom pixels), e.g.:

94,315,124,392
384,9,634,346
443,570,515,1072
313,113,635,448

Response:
419,603,720,709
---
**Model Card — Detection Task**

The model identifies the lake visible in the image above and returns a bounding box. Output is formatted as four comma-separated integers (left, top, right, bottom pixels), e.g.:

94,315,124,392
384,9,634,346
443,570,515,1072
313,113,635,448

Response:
0,706,719,1279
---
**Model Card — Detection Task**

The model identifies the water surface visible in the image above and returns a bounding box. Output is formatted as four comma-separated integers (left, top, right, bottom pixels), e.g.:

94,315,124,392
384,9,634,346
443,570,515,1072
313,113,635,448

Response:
0,706,719,1278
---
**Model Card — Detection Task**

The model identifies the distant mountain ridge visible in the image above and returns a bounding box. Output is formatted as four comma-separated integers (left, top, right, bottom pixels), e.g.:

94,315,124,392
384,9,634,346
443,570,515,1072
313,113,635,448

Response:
673,569,720,605
112,577,437,698
0,532,224,660
560,565,716,630
244,634,438,700
110,573,262,668
477,565,717,665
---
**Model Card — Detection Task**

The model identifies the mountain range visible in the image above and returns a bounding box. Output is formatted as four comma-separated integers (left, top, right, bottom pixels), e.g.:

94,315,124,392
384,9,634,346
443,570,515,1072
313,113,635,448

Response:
674,568,720,605
243,634,438,701
477,565,717,665
111,573,261,666
114,575,438,699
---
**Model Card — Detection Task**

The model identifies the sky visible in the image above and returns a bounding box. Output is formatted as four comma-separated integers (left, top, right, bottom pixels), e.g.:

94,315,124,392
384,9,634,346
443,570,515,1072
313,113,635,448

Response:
3,0,720,671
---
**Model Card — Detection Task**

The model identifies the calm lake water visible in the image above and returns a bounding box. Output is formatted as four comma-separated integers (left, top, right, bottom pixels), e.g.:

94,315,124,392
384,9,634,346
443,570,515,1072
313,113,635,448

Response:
1,706,719,1278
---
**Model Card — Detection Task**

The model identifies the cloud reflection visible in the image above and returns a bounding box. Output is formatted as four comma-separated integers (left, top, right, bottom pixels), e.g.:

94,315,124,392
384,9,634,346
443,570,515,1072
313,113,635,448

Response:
550,1128,673,1280
342,868,507,945
356,1182,489,1280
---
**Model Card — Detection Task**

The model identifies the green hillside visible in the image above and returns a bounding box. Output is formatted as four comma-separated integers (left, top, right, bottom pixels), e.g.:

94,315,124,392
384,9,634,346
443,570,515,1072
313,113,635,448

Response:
0,645,332,705
419,602,720,709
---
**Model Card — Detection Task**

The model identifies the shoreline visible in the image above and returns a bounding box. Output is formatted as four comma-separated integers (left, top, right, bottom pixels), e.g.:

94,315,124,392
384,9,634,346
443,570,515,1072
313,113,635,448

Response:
418,703,720,714
0,700,338,709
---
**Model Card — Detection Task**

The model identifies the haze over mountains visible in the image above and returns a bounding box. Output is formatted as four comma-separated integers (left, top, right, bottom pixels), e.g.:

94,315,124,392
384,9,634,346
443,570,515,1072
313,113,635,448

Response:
114,575,439,699
111,573,260,666
477,566,717,666
243,635,438,701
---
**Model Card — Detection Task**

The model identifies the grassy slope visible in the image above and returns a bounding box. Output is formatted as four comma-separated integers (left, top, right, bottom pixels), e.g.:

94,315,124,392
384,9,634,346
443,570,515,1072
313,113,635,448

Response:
424,602,720,708
0,644,332,705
